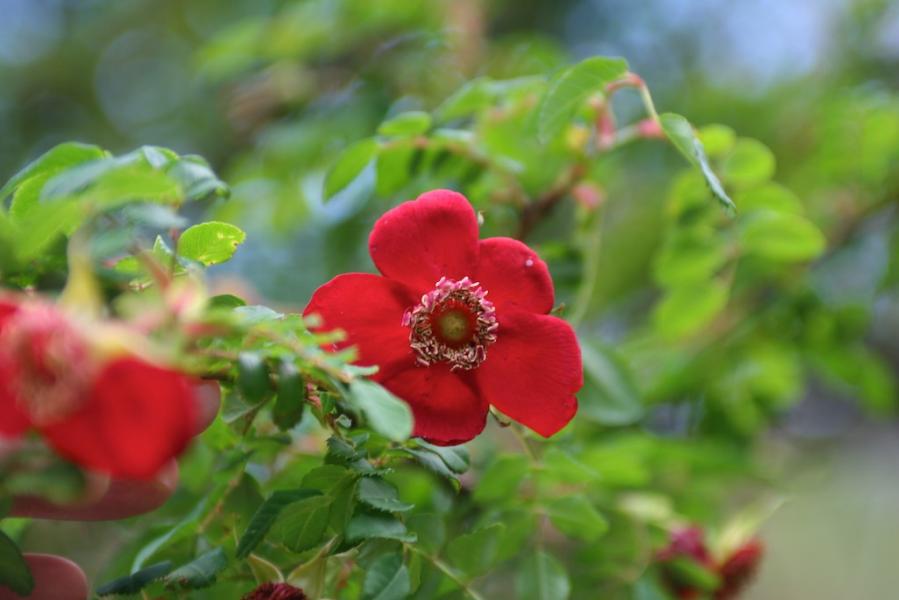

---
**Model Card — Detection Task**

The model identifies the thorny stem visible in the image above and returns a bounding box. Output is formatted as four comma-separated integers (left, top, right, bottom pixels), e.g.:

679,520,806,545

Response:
509,423,538,464
517,163,586,240
197,469,245,535
406,545,487,600
507,424,549,550
638,79,661,123
256,328,353,384
605,72,661,124
516,71,663,241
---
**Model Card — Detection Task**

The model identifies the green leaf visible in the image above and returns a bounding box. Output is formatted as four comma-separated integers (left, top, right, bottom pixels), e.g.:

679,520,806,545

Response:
654,232,729,287
653,281,730,339
0,530,33,596
697,124,736,158
722,138,776,188
96,562,173,596
413,441,470,474
0,142,106,202
13,201,82,262
663,557,721,591
436,77,494,122
402,448,459,482
236,489,322,558
541,447,601,485
273,495,333,553
537,56,628,143
164,548,228,590
516,551,570,600
166,155,228,200
545,496,609,541
326,436,363,464
579,341,644,426
178,221,246,266
132,499,209,571
362,552,410,600
406,513,446,554
323,138,378,200
447,523,505,577
735,182,803,214
357,477,414,513
9,171,54,220
349,379,413,442
739,210,825,262
633,575,670,600
473,455,530,503
660,112,735,213
378,111,432,137
209,294,247,309
237,352,272,403
0,459,87,505
273,360,306,431
85,166,181,206
346,512,416,543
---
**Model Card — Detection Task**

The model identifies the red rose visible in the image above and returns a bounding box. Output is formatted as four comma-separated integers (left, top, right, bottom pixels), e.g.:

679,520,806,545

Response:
716,538,764,600
304,189,582,444
657,527,716,600
658,527,713,565
657,527,764,600
242,582,307,600
0,298,197,479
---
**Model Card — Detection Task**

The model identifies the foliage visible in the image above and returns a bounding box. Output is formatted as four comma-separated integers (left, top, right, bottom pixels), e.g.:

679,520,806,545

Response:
1,1,898,598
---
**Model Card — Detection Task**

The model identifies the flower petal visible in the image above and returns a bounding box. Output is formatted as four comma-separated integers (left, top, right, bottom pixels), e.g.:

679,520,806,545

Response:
384,364,488,445
477,311,581,437
0,299,19,329
369,189,480,292
477,237,554,314
304,273,418,381
40,357,197,479
0,362,30,438
0,300,29,436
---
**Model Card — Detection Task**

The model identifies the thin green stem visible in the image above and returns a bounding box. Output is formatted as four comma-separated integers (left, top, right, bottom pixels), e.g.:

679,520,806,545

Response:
509,423,538,464
406,545,487,600
638,81,660,123
569,210,604,327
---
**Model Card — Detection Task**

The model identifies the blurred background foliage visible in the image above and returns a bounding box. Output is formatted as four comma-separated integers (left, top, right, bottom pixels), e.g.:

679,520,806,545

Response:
1,0,898,598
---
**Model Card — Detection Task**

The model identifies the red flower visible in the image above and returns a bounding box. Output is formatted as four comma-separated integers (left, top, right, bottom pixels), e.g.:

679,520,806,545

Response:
304,189,582,444
657,527,764,600
657,527,713,565
716,539,764,600
657,527,716,600
0,297,198,479
242,582,307,600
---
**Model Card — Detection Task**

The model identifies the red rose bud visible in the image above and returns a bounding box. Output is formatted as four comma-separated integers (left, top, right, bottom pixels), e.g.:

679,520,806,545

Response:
658,527,712,564
637,118,665,139
716,538,764,600
0,297,197,479
657,527,719,599
242,582,307,600
304,190,582,445
572,182,605,211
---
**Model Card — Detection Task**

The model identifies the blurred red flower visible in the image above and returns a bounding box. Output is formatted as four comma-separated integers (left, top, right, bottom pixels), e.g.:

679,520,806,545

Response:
716,538,764,599
657,526,764,600
242,582,307,600
304,189,582,444
0,297,197,479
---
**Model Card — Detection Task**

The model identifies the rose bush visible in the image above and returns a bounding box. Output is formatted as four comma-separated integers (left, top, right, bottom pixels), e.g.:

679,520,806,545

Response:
2,2,895,596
